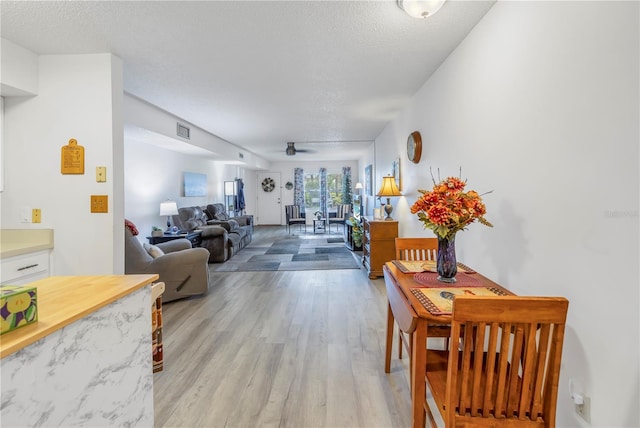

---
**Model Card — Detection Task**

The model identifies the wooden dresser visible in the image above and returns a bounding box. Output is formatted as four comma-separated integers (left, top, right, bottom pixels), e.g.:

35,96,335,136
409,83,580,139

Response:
362,216,398,279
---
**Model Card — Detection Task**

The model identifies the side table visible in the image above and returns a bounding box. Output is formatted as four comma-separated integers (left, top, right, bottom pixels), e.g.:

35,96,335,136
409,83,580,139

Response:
147,230,202,247
313,218,326,234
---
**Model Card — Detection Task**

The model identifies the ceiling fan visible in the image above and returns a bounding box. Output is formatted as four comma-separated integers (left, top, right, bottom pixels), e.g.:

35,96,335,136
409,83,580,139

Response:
285,141,313,156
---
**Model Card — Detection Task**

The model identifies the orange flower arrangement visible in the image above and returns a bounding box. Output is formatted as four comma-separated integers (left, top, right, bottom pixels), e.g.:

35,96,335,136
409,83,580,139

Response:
411,174,492,240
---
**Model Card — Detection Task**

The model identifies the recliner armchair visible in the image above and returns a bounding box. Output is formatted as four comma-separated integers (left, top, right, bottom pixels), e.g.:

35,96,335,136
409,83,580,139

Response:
124,222,210,303
171,206,243,262
205,203,253,247
205,203,253,229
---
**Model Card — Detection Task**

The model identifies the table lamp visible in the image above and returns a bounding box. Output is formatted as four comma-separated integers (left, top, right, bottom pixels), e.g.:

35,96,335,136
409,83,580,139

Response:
159,200,179,230
376,176,401,220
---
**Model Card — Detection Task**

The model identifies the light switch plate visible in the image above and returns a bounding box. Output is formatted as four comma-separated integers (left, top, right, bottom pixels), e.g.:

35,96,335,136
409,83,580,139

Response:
21,207,31,223
91,195,108,213
32,209,41,223
96,166,107,182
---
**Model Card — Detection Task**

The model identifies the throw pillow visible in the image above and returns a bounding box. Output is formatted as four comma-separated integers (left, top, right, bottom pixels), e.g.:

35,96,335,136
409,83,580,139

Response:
143,243,165,259
125,219,139,236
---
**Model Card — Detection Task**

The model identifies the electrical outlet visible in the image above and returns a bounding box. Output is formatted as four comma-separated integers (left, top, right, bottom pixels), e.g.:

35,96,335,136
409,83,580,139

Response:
96,166,107,182
91,195,108,213
576,395,591,423
32,209,41,223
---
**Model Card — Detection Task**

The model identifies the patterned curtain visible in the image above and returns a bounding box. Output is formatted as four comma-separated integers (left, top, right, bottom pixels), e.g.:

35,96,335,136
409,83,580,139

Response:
319,167,327,218
341,166,352,205
294,168,305,210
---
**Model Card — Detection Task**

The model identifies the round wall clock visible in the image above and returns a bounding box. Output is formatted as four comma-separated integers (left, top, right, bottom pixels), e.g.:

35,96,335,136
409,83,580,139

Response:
406,131,422,164
261,177,276,192
285,181,293,190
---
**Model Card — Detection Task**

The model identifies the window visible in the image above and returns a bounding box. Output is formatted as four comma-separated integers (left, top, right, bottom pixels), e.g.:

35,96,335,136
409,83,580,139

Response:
303,171,343,214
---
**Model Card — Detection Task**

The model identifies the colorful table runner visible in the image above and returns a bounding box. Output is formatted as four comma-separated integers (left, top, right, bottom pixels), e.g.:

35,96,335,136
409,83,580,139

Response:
412,271,482,287
392,259,476,274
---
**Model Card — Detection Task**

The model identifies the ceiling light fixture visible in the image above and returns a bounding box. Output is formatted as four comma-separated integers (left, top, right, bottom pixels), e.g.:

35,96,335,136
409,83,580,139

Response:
397,0,446,19
286,142,296,156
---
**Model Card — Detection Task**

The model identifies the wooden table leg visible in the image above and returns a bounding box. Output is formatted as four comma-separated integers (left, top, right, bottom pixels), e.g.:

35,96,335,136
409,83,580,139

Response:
385,301,394,373
411,318,427,428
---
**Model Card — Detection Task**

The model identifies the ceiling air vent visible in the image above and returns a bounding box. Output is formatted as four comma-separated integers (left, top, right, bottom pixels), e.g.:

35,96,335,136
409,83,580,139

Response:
239,152,244,159
176,123,190,140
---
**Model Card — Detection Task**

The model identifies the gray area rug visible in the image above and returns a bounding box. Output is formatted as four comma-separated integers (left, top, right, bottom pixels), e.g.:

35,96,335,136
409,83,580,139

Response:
210,236,361,272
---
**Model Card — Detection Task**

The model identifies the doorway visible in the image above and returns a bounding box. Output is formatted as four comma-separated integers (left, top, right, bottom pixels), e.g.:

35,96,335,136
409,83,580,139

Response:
256,172,282,225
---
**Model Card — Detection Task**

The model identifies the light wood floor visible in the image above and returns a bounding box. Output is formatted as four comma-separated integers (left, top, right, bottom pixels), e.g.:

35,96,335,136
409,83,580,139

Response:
154,226,413,428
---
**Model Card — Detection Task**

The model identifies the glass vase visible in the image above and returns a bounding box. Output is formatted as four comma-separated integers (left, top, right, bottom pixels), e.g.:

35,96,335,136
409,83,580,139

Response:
437,234,457,283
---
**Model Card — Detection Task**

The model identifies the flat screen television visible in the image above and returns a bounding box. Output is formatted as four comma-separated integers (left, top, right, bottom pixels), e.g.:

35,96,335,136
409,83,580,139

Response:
183,172,207,197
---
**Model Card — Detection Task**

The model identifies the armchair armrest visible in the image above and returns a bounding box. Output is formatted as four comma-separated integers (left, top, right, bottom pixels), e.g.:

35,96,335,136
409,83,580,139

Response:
147,248,209,272
146,247,211,302
206,219,240,232
157,239,192,253
196,225,228,238
232,216,252,227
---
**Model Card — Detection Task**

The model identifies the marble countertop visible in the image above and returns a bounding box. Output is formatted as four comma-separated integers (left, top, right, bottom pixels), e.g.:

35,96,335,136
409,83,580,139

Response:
0,229,54,258
0,274,159,358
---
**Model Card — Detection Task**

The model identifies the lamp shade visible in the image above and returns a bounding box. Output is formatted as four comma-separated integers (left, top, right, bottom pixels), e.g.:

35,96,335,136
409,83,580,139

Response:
355,182,363,190
397,0,446,19
159,201,178,216
376,176,402,197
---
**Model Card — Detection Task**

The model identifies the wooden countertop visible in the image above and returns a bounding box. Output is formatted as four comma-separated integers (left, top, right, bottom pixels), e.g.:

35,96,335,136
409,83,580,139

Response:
0,274,159,358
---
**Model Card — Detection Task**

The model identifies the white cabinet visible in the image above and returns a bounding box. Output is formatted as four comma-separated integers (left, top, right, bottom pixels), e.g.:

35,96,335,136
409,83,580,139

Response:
1,250,51,285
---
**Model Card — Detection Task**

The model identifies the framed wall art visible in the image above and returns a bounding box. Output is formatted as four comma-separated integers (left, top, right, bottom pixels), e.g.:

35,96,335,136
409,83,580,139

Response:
183,172,207,197
392,157,401,191
365,164,373,196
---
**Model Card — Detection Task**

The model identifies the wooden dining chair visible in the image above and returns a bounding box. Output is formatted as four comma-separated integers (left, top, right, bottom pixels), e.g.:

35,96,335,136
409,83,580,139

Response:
423,295,569,427
395,237,438,262
391,238,443,363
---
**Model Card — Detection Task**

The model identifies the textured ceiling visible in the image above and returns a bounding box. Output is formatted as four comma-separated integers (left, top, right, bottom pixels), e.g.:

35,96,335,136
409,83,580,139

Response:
1,0,494,162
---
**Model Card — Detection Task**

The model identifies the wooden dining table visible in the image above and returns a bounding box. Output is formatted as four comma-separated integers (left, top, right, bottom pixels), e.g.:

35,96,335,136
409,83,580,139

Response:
382,261,514,428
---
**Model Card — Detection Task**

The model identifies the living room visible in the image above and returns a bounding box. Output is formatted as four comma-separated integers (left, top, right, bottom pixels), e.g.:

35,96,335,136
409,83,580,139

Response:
1,1,638,427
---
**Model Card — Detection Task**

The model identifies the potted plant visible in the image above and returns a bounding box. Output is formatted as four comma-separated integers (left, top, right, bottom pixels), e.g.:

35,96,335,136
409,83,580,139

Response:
151,226,164,237
349,216,363,247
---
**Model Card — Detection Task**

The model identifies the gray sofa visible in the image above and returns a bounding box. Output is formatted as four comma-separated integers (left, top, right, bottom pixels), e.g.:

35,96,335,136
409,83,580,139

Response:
204,203,253,248
172,206,251,263
124,223,210,303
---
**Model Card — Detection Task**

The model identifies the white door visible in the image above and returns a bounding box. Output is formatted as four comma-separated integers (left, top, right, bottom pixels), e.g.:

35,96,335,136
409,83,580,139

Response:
256,172,282,225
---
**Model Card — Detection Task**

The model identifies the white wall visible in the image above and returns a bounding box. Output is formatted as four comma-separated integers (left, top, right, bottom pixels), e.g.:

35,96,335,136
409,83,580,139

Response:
124,94,270,170
124,138,249,239
0,38,38,96
375,2,639,426
1,53,124,275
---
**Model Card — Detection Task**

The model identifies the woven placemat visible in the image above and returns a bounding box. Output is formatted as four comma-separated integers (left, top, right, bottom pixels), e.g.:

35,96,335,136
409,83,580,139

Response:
410,286,510,315
412,271,482,287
